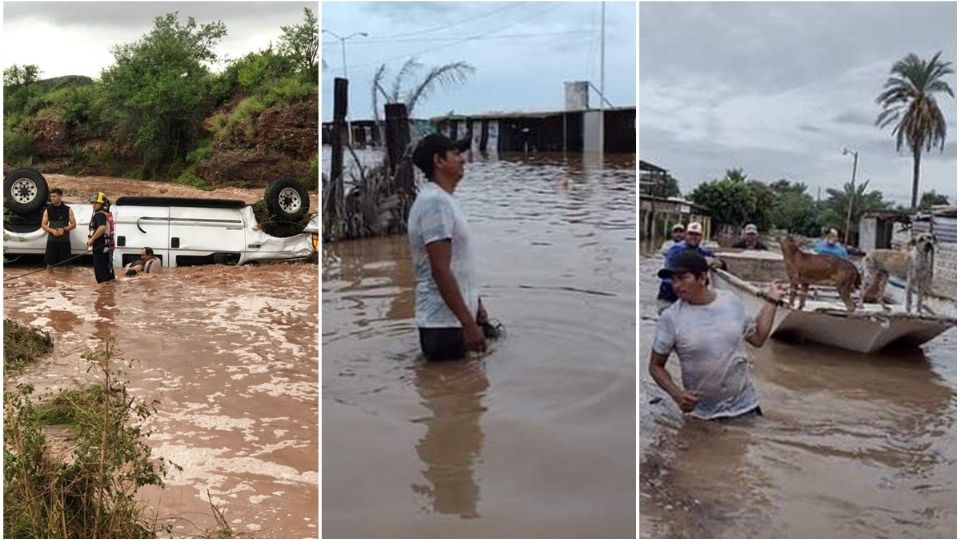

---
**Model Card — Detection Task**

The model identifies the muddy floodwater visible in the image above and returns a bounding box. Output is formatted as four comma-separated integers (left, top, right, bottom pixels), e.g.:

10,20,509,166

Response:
3,262,318,538
322,152,636,538
638,251,956,538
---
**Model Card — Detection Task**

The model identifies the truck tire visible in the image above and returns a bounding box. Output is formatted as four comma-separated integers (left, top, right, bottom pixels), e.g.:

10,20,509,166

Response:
264,177,308,222
4,168,48,215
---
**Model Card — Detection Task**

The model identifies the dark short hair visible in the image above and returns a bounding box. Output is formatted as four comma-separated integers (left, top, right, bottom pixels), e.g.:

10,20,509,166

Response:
50,188,63,196
143,247,154,255
412,133,471,179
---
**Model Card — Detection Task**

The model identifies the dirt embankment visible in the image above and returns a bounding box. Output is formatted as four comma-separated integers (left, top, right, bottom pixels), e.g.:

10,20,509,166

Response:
19,95,317,188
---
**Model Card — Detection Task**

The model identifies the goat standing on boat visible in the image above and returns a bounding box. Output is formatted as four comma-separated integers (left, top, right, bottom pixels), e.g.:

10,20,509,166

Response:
779,235,861,312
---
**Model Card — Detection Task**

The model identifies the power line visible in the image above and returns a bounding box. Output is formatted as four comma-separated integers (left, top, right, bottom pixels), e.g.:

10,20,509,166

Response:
373,2,525,39
334,3,567,73
322,30,592,46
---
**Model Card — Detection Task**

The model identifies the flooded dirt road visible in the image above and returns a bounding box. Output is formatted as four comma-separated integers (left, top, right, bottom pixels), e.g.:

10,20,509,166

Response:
3,262,318,538
638,252,956,538
323,152,636,538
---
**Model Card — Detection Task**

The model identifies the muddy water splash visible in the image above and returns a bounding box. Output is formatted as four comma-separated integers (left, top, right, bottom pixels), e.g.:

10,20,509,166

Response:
323,152,636,538
3,262,318,538
638,251,956,538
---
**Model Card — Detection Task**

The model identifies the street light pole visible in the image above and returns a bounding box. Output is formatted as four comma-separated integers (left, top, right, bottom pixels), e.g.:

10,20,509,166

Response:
323,29,367,147
598,1,605,155
842,147,859,246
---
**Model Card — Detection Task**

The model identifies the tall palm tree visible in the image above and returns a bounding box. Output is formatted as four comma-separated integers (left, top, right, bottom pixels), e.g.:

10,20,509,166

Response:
370,58,475,129
875,51,955,210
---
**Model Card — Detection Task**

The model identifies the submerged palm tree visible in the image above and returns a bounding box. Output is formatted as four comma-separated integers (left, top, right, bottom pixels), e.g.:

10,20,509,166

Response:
875,51,955,210
370,58,475,128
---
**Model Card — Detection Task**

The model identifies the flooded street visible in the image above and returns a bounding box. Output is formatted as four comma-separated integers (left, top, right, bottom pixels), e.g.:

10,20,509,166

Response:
3,263,318,538
638,252,957,538
322,152,636,538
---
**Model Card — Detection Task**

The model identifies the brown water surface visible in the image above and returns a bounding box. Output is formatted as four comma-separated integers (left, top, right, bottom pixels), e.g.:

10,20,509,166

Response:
638,249,956,538
322,152,636,538
3,262,318,538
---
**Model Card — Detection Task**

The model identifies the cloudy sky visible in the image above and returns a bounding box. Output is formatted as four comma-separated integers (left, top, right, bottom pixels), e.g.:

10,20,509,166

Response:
2,2,313,77
321,1,636,121
639,2,957,207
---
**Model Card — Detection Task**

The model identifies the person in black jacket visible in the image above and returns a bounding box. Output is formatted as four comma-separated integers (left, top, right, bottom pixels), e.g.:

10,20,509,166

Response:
85,191,115,284
731,224,768,250
40,188,77,267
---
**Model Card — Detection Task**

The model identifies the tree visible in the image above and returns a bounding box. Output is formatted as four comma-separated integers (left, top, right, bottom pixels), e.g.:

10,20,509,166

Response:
918,190,951,210
370,58,474,124
3,64,40,87
99,13,227,178
279,8,319,79
875,51,955,210
818,179,892,245
767,180,821,236
689,169,775,231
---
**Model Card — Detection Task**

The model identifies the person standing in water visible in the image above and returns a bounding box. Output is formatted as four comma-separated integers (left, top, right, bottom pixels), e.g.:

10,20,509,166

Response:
40,188,77,267
407,133,489,361
86,191,115,284
648,250,787,420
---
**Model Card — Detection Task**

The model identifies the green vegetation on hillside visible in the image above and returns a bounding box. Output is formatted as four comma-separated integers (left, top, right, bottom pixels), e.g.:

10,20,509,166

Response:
3,8,318,182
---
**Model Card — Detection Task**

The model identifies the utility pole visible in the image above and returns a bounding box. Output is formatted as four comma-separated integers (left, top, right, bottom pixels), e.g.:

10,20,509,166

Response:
323,29,367,147
599,1,605,155
842,147,859,246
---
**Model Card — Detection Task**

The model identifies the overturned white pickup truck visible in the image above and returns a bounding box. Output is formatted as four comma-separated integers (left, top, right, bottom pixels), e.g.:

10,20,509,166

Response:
3,168,317,267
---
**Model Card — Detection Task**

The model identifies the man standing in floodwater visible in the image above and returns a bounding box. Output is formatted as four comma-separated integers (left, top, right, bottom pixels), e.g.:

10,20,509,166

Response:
648,250,787,420
86,191,115,284
407,133,488,361
41,188,77,267
656,222,722,314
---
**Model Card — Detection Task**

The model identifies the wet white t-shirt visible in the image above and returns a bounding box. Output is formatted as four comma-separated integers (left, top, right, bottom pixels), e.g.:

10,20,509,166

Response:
407,182,479,328
653,289,760,420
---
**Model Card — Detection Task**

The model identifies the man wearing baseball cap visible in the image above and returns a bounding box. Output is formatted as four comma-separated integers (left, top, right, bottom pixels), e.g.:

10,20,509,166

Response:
656,221,721,314
659,223,686,256
648,250,787,420
406,133,489,361
731,223,768,250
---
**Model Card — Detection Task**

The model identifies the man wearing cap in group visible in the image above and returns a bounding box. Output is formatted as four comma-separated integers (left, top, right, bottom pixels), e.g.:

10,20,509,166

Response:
814,228,848,259
86,191,115,284
406,133,489,361
660,223,686,256
648,249,787,420
656,222,722,314
731,223,768,250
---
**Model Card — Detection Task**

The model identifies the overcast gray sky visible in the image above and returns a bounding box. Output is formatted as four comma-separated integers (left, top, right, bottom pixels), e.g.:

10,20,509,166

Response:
321,1,636,121
639,2,957,207
2,2,313,78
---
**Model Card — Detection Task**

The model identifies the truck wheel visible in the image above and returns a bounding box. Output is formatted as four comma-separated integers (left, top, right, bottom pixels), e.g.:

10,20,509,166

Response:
4,168,48,215
264,177,308,222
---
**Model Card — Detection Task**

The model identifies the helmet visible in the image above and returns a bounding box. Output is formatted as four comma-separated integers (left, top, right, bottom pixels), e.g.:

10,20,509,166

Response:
90,192,107,204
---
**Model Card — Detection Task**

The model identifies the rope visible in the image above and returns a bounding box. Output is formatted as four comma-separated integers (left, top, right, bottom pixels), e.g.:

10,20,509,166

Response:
5,250,91,282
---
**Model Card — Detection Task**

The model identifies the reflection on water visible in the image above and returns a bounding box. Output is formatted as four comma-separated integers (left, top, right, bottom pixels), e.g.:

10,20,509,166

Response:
323,152,635,538
412,359,488,519
638,251,957,538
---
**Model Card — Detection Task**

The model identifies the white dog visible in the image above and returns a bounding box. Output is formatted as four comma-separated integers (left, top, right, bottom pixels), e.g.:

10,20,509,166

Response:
860,232,937,313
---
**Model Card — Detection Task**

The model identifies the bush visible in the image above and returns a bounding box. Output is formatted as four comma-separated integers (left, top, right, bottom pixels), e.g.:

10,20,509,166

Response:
3,336,177,538
263,74,315,107
306,153,319,190
176,168,210,188
3,129,34,167
215,96,265,142
186,138,213,164
3,320,53,374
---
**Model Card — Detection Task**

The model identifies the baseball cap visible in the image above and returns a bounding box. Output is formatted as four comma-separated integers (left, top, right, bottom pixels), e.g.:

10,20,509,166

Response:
412,133,471,177
686,222,703,234
671,223,685,232
657,249,709,279
744,224,758,234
